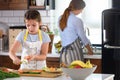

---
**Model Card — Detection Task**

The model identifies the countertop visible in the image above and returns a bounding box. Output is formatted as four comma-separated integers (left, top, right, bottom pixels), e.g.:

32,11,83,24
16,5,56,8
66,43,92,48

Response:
0,51,101,59
4,73,114,80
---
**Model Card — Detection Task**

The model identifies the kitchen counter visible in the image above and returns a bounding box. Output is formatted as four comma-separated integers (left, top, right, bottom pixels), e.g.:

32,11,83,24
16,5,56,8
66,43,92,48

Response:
4,73,114,80
0,51,101,59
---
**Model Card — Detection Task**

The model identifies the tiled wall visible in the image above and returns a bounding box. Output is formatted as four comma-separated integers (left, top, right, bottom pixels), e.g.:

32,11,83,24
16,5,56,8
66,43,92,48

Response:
0,10,55,31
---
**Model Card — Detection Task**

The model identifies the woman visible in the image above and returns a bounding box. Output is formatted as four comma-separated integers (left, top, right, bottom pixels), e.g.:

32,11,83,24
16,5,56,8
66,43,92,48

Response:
58,0,93,65
9,9,51,70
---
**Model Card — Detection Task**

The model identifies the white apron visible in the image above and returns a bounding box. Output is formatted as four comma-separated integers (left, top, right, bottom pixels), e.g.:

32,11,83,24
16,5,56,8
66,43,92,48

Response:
20,30,46,70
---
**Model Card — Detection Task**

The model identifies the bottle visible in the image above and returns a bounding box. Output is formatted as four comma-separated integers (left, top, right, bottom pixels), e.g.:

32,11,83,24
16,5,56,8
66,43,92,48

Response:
31,0,36,6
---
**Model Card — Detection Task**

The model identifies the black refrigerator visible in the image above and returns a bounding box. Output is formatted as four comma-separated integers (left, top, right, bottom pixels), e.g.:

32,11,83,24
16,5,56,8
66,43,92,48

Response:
102,9,120,80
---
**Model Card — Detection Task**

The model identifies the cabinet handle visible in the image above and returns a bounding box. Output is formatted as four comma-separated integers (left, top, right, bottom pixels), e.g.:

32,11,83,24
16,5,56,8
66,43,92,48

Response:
104,45,120,49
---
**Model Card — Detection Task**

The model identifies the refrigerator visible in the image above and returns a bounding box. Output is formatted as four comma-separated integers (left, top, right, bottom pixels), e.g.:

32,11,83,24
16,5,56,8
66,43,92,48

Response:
102,9,120,80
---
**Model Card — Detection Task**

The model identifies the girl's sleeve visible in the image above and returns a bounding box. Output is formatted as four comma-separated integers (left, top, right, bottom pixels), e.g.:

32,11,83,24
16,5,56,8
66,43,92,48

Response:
42,31,51,43
15,31,24,43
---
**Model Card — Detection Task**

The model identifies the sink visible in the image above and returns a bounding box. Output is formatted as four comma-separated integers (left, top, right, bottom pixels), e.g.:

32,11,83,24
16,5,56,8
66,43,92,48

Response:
83,44,102,54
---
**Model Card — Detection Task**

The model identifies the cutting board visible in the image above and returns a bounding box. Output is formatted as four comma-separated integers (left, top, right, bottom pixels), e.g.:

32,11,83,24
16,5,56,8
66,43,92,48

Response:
0,67,62,78
20,71,62,78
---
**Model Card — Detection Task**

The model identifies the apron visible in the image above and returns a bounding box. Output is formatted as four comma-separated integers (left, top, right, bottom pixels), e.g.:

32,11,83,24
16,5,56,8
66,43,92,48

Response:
20,30,46,70
60,38,84,65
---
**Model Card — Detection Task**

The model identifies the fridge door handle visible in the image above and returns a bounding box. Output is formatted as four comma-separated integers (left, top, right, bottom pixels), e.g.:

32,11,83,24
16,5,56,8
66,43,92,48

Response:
104,45,120,49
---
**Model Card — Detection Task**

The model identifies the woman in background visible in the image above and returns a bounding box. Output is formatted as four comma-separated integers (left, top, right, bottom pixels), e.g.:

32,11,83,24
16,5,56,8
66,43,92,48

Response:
58,0,93,65
9,9,51,70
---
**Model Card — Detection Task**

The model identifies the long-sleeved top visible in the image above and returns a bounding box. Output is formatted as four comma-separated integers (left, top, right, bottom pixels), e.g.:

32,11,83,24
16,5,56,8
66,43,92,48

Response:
58,12,90,47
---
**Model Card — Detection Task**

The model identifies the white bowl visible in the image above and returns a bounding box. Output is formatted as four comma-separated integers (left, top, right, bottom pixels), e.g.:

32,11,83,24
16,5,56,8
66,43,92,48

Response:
62,65,97,80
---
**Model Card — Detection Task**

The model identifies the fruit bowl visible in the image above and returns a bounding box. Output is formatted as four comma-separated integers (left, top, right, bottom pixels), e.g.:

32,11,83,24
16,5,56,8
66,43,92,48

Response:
62,65,97,80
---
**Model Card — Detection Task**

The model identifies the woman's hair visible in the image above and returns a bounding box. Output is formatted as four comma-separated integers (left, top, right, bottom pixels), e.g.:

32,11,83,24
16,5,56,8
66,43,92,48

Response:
24,9,41,22
59,0,86,31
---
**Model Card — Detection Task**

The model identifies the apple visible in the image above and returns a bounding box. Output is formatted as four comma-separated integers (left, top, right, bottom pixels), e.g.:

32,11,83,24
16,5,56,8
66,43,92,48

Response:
74,65,82,68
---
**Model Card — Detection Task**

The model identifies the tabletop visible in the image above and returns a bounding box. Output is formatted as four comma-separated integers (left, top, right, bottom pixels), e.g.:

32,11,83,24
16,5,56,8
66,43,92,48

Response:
4,73,114,80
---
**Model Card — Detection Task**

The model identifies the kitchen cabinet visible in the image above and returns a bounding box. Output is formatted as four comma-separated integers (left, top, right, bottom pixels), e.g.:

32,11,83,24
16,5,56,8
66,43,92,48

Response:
46,57,60,68
0,0,9,10
0,0,55,10
0,55,20,69
0,0,28,10
0,56,59,69
9,0,28,10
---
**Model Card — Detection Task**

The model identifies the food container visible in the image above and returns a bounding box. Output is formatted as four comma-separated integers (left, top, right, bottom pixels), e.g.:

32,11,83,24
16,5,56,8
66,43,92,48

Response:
62,65,97,80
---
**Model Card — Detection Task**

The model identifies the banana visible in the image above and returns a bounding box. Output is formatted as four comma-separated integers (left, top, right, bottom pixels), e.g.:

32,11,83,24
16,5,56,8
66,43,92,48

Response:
85,60,93,68
70,60,86,68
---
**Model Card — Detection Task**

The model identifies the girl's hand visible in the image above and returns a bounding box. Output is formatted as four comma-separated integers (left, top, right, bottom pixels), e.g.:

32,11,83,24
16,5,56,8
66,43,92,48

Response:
24,55,36,61
13,57,21,65
29,55,37,61
24,55,31,60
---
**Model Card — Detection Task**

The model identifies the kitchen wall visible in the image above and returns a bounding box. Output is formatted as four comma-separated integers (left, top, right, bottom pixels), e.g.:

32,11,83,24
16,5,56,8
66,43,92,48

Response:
0,10,55,32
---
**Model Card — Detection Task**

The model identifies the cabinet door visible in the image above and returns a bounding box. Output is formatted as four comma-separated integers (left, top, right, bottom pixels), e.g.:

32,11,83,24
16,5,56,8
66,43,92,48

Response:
9,0,28,10
46,57,60,68
0,56,20,69
0,0,9,10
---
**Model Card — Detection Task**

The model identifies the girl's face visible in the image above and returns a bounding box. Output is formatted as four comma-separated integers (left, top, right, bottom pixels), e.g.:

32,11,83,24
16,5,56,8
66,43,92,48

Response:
25,19,41,34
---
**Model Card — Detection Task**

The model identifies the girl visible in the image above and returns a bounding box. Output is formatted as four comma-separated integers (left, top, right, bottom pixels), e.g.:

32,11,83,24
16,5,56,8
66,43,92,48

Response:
9,9,51,70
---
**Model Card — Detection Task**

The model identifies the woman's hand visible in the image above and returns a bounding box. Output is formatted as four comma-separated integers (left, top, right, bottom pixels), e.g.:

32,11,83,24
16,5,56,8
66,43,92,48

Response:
88,50,94,55
85,44,94,55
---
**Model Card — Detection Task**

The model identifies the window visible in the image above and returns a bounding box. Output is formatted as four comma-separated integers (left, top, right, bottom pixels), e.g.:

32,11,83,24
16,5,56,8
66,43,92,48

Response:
77,0,112,44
